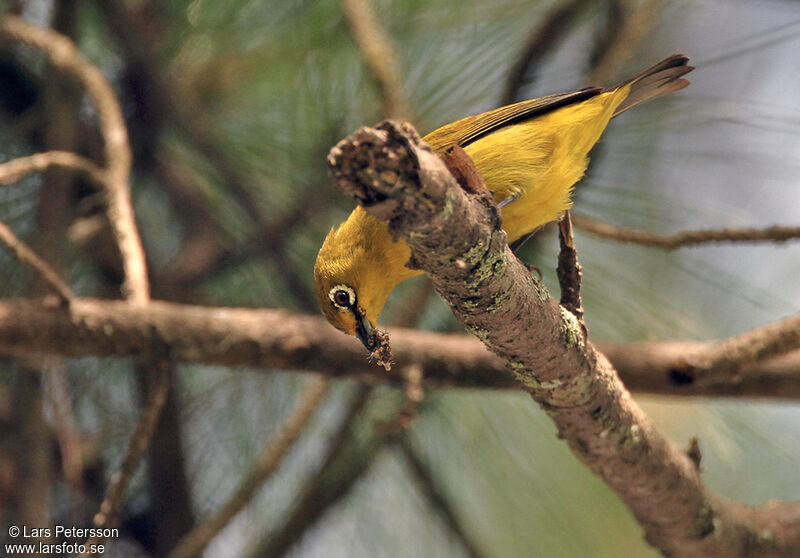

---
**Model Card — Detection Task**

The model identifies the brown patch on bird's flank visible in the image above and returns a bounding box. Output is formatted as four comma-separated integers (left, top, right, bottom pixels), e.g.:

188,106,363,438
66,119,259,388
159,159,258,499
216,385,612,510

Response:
441,145,487,196
369,328,393,371
440,145,501,232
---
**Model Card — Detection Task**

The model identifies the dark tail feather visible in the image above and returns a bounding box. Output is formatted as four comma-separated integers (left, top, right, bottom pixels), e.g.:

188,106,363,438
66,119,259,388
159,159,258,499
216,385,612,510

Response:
611,54,693,117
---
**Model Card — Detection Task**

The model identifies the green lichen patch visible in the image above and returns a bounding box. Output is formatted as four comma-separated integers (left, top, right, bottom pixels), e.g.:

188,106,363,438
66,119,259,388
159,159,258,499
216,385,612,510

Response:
538,378,565,389
466,252,505,290
440,190,455,219
508,360,527,371
504,360,542,388
559,306,585,349
514,372,544,390
690,502,716,538
532,277,550,301
486,287,513,312
459,296,482,310
461,236,489,266
757,530,774,545
464,324,494,348
619,424,642,448
490,251,507,275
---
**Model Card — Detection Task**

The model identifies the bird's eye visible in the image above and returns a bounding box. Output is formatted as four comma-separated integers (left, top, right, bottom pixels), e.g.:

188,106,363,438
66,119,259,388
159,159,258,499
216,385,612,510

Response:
329,284,356,309
333,290,351,307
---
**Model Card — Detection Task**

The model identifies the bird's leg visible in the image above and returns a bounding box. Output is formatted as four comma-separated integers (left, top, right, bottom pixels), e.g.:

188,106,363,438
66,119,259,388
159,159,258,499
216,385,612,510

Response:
508,224,542,252
497,191,521,208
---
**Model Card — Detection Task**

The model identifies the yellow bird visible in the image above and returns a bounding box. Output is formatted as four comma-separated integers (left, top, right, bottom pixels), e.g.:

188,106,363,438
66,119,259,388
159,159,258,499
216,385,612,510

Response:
315,55,692,352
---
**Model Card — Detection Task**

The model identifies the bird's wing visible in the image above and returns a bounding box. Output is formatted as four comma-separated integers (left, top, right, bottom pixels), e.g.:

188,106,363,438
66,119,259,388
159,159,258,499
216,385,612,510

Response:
424,87,603,151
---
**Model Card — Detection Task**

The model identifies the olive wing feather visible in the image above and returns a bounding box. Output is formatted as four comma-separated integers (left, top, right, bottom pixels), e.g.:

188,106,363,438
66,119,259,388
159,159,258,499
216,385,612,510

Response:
423,87,603,152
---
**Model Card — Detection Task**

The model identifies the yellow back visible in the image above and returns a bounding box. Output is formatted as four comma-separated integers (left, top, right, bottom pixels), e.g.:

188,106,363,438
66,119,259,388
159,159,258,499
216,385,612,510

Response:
456,87,629,242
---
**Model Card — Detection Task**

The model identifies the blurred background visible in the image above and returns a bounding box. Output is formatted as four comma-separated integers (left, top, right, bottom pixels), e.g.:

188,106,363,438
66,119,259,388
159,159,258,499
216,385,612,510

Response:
1,0,800,557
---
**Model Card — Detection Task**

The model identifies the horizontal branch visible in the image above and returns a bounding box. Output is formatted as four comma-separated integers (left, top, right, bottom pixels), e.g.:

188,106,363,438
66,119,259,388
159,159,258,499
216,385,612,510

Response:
0,298,798,399
573,214,800,249
326,121,800,557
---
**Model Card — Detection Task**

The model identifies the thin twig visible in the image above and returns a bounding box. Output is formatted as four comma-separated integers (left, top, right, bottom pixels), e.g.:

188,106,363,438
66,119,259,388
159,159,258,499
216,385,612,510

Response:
162,190,329,292
0,16,149,302
342,0,411,120
0,150,106,187
166,377,329,558
11,361,52,547
133,363,196,554
244,384,372,558
97,0,269,230
0,220,73,304
501,0,591,105
556,211,585,329
573,214,800,249
674,312,800,388
2,20,161,554
396,437,488,558
393,363,424,432
96,3,331,302
81,367,171,556
46,361,84,504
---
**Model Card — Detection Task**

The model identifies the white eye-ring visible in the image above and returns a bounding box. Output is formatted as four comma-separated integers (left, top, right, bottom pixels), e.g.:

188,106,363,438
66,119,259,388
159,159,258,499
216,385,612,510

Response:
329,284,356,309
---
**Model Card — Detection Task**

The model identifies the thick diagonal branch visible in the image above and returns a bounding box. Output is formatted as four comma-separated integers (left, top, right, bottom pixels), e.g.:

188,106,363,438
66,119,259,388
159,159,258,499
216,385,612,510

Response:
326,121,800,558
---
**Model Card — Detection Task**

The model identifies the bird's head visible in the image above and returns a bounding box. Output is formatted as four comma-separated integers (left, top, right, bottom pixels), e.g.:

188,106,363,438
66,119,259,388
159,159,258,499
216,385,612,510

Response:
314,207,416,353
314,275,380,352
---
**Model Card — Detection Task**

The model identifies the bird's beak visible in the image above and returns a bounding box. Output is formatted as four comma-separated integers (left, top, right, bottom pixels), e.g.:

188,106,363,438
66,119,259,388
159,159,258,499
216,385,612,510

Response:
353,307,378,352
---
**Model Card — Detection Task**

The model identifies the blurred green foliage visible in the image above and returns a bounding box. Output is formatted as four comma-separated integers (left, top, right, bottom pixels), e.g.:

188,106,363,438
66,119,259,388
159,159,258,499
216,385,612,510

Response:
2,1,800,557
